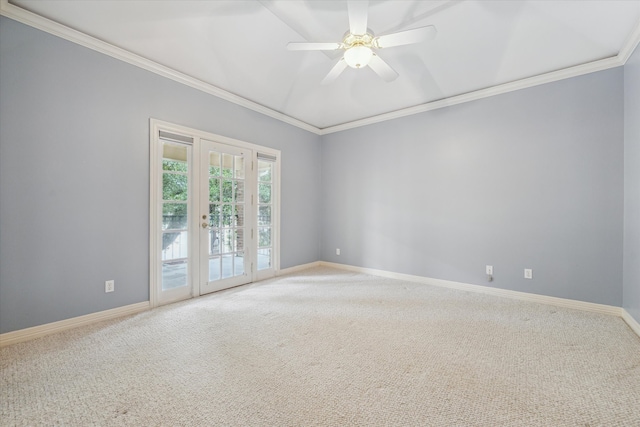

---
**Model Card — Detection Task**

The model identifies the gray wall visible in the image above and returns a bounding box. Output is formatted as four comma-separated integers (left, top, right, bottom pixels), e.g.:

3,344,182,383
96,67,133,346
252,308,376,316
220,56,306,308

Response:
0,17,322,334
624,44,640,325
321,69,624,306
1,14,635,335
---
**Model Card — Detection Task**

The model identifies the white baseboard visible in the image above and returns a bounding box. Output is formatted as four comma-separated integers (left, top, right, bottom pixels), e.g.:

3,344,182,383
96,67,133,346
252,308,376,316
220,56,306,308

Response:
319,261,623,318
622,309,640,337
278,261,321,276
4,263,637,347
2,261,323,347
0,301,150,348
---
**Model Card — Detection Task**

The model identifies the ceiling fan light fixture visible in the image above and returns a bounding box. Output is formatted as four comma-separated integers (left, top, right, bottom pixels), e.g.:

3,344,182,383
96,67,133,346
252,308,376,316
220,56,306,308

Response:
344,45,373,69
286,3,436,83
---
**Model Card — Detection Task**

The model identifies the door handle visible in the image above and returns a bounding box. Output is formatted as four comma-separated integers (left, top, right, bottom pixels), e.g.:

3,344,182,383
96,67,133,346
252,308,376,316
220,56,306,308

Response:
202,222,209,229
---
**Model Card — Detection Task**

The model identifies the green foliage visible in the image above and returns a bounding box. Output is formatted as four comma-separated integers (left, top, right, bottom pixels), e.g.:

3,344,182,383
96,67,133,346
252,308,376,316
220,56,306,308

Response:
209,204,220,227
221,204,234,227
163,159,187,172
162,158,274,253
163,173,187,201
259,183,271,204
209,178,220,202
222,180,233,203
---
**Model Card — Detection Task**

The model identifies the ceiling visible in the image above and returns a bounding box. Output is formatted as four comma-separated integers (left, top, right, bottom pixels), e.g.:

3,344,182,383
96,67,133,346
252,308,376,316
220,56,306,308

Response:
5,0,640,132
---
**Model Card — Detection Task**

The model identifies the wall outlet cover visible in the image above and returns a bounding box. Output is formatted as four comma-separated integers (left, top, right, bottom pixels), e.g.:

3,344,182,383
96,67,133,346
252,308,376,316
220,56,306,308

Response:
105,280,115,293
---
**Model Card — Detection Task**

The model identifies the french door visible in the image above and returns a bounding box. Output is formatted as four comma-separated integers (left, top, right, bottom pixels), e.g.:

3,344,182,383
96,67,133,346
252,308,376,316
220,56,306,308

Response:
199,140,252,294
150,120,279,307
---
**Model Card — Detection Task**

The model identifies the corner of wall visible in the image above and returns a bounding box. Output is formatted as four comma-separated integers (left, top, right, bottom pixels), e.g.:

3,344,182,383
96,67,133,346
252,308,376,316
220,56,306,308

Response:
622,34,640,327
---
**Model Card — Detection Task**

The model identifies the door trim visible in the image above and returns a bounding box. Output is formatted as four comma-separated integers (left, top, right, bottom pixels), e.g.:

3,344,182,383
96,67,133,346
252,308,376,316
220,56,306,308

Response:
149,119,281,308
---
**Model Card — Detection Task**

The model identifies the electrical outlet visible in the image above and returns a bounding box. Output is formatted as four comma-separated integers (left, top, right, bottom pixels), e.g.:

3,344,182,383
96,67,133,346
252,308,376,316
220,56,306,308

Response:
336,248,341,255
486,265,493,275
105,280,115,293
524,269,533,279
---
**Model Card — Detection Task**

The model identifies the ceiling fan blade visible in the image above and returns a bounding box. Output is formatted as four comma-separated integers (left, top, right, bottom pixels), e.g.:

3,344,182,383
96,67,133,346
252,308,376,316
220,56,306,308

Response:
287,42,342,51
368,53,398,82
321,58,348,85
375,25,437,48
348,0,368,35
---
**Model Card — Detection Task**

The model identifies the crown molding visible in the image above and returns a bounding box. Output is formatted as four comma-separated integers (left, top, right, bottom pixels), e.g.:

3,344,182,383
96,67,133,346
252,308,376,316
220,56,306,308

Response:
0,0,322,135
2,0,639,136
618,18,640,64
319,17,640,134
319,55,623,134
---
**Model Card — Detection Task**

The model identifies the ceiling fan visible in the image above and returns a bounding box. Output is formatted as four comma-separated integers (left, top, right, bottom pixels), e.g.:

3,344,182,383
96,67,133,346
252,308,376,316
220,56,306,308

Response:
287,0,437,84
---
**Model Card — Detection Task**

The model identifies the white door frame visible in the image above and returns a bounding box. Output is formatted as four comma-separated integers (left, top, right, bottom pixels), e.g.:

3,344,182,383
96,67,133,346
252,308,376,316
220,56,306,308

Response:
149,119,280,308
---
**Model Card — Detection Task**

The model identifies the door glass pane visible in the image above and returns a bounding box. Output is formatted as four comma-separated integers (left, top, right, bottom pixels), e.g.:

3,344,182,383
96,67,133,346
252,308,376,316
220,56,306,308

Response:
235,252,245,275
163,158,187,172
209,257,221,281
258,161,272,182
209,178,220,202
162,231,188,260
222,180,233,203
221,204,233,227
222,254,233,278
209,230,219,255
162,203,187,230
222,153,233,178
236,228,245,251
162,173,188,201
209,152,221,176
258,206,271,226
258,248,271,270
163,144,188,168
209,204,220,228
234,181,245,203
234,156,245,179
220,229,234,253
162,260,188,290
235,205,244,227
259,183,271,204
259,227,271,248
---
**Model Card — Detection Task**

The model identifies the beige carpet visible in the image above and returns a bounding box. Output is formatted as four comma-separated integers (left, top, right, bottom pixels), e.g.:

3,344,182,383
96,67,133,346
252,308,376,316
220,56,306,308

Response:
1,267,639,426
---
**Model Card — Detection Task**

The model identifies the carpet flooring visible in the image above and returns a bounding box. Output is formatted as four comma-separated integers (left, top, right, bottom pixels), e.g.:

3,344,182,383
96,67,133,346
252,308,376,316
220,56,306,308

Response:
2,267,640,426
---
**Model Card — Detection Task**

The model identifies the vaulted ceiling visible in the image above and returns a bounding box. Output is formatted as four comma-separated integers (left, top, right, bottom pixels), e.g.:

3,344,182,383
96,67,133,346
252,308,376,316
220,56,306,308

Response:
4,0,640,133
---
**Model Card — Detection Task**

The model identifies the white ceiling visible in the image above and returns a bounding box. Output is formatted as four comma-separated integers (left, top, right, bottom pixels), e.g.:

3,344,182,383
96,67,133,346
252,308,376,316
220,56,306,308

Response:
6,0,640,132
